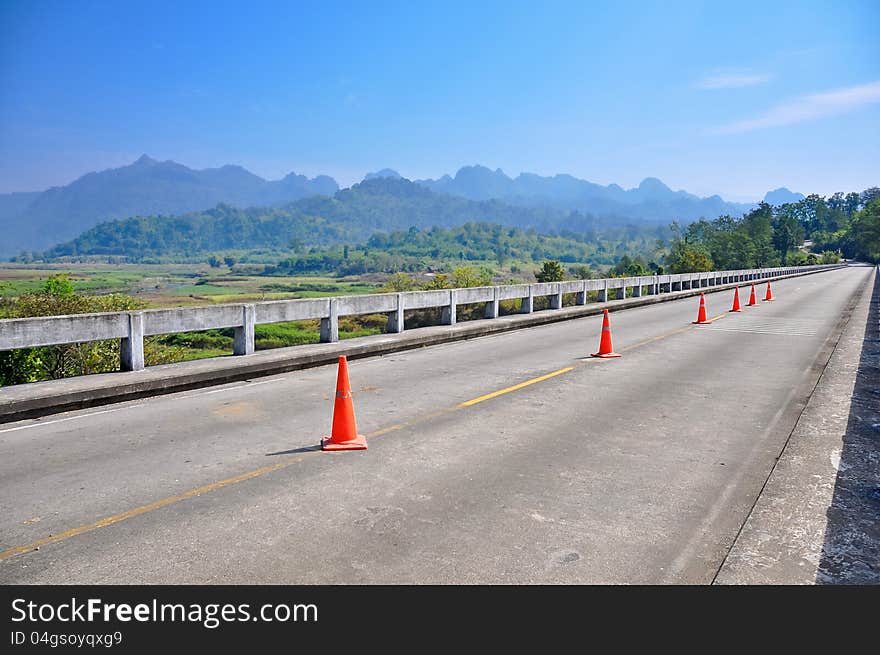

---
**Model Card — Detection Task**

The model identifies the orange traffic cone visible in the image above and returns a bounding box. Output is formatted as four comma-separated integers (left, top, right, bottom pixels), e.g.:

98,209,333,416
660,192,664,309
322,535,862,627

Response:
321,356,367,451
692,293,712,324
591,309,621,358
763,281,775,302
746,284,757,306
730,287,742,312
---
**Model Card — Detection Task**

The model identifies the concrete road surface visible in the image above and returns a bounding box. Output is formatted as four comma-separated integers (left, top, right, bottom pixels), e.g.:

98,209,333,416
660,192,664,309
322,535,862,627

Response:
0,265,872,583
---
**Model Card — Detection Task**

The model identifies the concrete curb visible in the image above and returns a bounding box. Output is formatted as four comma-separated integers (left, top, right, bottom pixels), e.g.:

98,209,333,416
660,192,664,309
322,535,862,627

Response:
0,266,847,423
713,264,877,584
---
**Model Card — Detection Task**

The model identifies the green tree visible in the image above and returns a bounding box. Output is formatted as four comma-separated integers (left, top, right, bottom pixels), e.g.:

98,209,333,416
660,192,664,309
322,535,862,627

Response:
422,274,451,290
571,264,593,279
846,198,880,262
609,255,649,277
665,240,714,273
535,260,565,282
452,265,493,287
772,214,806,264
223,255,237,268
41,273,76,297
381,272,417,292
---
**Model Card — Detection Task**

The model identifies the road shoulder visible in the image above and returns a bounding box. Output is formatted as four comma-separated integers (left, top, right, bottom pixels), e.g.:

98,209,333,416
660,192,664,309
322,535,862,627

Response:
715,266,879,584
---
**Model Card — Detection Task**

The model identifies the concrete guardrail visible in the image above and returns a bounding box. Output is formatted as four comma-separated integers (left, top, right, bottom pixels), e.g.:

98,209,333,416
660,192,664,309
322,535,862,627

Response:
0,264,842,373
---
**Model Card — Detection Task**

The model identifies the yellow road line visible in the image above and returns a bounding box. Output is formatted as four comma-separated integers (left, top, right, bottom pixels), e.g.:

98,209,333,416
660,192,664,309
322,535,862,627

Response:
458,367,575,407
0,454,316,561
0,312,726,562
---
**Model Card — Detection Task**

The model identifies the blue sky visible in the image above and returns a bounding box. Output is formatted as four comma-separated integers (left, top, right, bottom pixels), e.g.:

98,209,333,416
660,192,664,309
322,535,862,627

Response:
1,0,878,200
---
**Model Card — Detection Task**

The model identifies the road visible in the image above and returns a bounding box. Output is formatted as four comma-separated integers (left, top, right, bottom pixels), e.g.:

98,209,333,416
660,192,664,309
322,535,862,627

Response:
0,265,872,583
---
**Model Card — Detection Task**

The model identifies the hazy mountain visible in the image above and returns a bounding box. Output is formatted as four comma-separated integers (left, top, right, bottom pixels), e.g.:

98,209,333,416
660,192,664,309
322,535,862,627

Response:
363,168,402,181
416,165,756,223
3,157,786,260
763,187,805,205
0,191,40,224
0,156,338,257
47,177,631,259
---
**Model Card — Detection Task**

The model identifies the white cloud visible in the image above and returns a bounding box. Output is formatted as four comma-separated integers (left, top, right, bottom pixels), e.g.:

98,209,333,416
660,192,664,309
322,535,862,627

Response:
698,71,772,90
713,80,880,134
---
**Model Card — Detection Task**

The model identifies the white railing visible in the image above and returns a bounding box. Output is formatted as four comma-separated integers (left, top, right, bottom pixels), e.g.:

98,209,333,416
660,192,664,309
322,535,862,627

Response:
0,265,842,372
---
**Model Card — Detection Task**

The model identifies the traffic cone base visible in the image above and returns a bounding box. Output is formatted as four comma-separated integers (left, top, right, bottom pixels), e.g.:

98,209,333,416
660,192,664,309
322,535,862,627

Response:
591,309,621,358
321,356,368,451
322,433,367,451
693,293,712,324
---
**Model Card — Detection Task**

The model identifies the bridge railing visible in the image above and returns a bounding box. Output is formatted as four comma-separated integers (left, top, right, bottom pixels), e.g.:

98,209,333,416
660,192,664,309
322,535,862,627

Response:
0,264,843,372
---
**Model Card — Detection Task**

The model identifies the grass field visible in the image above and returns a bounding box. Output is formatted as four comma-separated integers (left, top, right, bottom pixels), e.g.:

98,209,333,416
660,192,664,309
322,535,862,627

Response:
0,263,382,307
0,263,387,368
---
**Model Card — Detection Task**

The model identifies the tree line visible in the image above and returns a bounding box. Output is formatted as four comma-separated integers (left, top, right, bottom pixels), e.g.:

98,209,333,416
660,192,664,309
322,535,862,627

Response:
265,221,658,277
662,188,879,273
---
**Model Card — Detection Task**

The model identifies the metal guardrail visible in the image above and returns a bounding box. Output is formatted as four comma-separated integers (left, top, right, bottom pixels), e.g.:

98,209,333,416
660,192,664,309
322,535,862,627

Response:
0,265,842,371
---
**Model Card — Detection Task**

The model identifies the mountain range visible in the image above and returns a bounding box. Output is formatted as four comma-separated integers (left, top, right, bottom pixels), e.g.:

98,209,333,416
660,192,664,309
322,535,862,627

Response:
46,177,581,259
1,156,803,258
0,156,338,257
411,165,759,222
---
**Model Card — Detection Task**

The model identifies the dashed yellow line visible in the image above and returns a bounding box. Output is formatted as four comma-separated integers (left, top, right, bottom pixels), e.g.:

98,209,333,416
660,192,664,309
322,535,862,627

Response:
0,311,729,563
0,454,317,561
458,367,575,407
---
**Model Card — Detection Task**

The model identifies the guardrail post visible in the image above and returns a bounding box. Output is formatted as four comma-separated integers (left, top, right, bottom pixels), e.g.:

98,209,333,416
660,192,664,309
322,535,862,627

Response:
616,282,626,300
320,298,339,343
550,283,562,309
484,286,500,318
233,304,256,355
520,286,534,313
575,280,587,306
441,289,457,325
599,280,608,303
387,293,405,333
632,280,642,297
120,311,145,372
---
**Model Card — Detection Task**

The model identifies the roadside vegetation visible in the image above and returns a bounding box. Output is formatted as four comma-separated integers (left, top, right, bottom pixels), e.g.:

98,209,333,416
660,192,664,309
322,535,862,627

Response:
664,189,878,272
2,187,877,386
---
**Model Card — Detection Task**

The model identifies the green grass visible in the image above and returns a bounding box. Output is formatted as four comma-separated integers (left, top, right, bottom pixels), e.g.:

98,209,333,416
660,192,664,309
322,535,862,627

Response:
0,264,382,309
255,322,321,348
1,264,409,369
169,284,235,296
154,346,231,363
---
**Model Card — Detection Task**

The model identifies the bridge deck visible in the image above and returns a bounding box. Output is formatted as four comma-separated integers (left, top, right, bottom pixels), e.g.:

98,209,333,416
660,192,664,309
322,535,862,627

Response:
0,265,873,583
